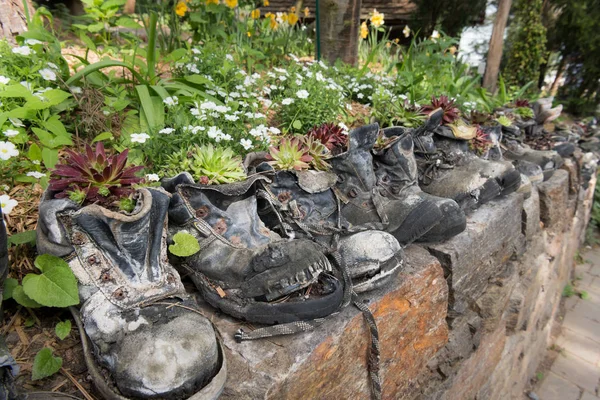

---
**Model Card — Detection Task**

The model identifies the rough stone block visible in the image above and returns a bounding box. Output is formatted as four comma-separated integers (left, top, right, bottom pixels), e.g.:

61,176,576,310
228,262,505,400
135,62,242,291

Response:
475,262,519,333
538,169,569,231
561,158,580,196
426,194,525,312
207,245,449,400
522,186,541,240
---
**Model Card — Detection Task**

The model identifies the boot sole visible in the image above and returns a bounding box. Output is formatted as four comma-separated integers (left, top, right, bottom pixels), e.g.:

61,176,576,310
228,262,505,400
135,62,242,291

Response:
352,251,404,293
390,199,443,244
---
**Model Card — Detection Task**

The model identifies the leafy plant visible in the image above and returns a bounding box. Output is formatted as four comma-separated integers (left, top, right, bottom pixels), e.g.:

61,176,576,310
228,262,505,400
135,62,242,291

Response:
302,136,331,171
55,320,72,340
420,95,460,124
267,138,312,171
306,123,347,155
32,348,62,381
496,115,513,127
163,144,246,184
469,127,492,155
515,107,534,119
49,142,144,207
562,284,575,298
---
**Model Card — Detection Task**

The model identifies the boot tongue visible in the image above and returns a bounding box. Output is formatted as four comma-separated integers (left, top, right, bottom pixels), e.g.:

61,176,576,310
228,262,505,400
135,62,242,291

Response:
223,196,279,247
347,123,380,151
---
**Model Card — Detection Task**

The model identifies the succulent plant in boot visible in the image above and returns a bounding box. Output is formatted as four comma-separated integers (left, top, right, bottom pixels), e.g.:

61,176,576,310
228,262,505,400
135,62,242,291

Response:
420,95,460,125
162,173,345,324
37,149,226,399
267,137,313,171
412,109,521,211
306,122,348,155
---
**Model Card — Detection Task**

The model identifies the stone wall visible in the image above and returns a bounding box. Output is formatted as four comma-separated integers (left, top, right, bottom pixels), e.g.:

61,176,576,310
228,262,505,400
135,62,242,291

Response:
199,152,596,400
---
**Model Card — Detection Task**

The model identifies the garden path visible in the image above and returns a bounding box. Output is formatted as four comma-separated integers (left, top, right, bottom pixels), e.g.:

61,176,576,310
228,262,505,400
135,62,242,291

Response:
537,247,600,400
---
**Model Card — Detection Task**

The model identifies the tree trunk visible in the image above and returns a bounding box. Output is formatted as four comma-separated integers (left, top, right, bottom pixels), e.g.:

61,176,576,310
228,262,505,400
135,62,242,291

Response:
549,55,566,96
482,0,512,93
318,0,362,66
124,0,136,14
0,0,34,45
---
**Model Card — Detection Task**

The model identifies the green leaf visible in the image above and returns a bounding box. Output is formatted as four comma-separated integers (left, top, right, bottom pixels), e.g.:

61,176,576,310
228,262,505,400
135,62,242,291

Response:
25,90,71,110
7,230,36,246
55,320,71,340
87,22,105,33
168,232,201,257
22,255,79,307
292,120,303,130
0,84,33,99
28,143,42,162
42,148,59,170
3,278,18,300
12,285,42,308
45,116,69,138
92,132,113,143
79,32,96,52
32,348,62,381
136,85,160,131
24,317,35,328
66,60,143,85
116,17,142,29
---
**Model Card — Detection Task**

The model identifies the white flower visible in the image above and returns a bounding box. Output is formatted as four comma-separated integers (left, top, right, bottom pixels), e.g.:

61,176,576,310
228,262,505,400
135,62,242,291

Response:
47,62,59,70
70,86,82,94
206,89,217,96
240,138,253,150
102,110,110,116
12,46,31,56
296,90,309,99
225,114,239,121
0,141,19,160
282,98,294,105
10,119,24,127
345,103,353,111
229,92,240,98
191,48,201,54
338,122,349,133
25,39,43,46
0,76,9,85
357,93,364,99
207,126,223,139
1,185,8,191
145,173,160,182
26,171,46,179
225,54,234,61
431,30,440,41
215,105,230,113
3,129,19,137
186,63,200,74
39,68,57,81
20,81,32,91
159,127,175,134
403,25,411,38
163,96,179,107
0,194,18,215
200,101,217,111
130,133,150,143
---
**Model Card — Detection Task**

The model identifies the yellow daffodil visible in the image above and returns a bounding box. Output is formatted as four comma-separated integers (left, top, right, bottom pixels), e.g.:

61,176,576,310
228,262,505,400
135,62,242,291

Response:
288,12,299,25
224,0,237,8
403,25,411,38
303,7,309,17
251,8,260,19
175,1,188,16
263,0,269,5
370,9,384,28
206,0,219,4
360,21,368,39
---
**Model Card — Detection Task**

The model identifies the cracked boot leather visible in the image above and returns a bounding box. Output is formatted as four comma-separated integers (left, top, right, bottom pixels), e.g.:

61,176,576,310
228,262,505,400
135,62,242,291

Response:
37,187,226,400
162,173,345,325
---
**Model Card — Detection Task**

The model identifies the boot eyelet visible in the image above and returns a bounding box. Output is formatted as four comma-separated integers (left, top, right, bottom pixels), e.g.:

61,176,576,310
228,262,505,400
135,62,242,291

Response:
196,205,210,219
113,287,127,299
213,218,227,235
167,273,176,284
381,175,390,183
391,186,400,195
87,255,99,265
100,271,112,282
278,191,292,203
348,188,358,198
337,175,345,183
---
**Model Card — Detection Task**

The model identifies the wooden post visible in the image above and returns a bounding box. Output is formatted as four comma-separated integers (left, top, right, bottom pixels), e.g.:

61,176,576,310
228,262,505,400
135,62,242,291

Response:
483,0,512,93
0,0,34,45
317,0,362,66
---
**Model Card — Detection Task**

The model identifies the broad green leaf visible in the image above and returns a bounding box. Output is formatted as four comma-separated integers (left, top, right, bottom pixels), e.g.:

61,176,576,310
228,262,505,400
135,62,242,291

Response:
33,128,72,149
79,32,96,52
168,232,201,257
12,285,42,308
45,116,69,138
55,320,71,340
87,22,105,33
22,255,79,307
25,90,71,110
3,278,18,300
292,120,303,130
101,0,126,10
116,17,142,29
0,84,33,99
42,148,59,169
184,75,212,86
66,60,143,85
136,85,158,130
28,143,42,162
32,348,62,381
92,132,113,143
8,230,36,246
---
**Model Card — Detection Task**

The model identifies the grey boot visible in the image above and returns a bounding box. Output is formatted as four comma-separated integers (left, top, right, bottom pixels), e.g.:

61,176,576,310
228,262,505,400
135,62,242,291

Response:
163,173,345,324
412,110,521,211
501,139,563,180
37,188,226,399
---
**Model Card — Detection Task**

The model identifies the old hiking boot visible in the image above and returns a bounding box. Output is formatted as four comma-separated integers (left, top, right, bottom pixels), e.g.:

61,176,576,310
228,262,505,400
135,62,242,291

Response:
246,160,405,293
37,187,226,400
162,173,345,325
374,126,467,242
412,110,521,211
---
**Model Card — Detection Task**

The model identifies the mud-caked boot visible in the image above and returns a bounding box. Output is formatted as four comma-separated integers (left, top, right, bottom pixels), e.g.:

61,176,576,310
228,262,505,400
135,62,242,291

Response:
329,123,447,244
412,110,521,211
37,188,227,400
374,127,466,242
501,139,563,180
162,173,345,325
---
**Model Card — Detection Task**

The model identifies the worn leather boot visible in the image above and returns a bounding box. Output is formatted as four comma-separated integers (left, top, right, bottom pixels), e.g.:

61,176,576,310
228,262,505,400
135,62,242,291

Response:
37,187,227,400
163,173,345,324
412,110,521,211
374,127,466,242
